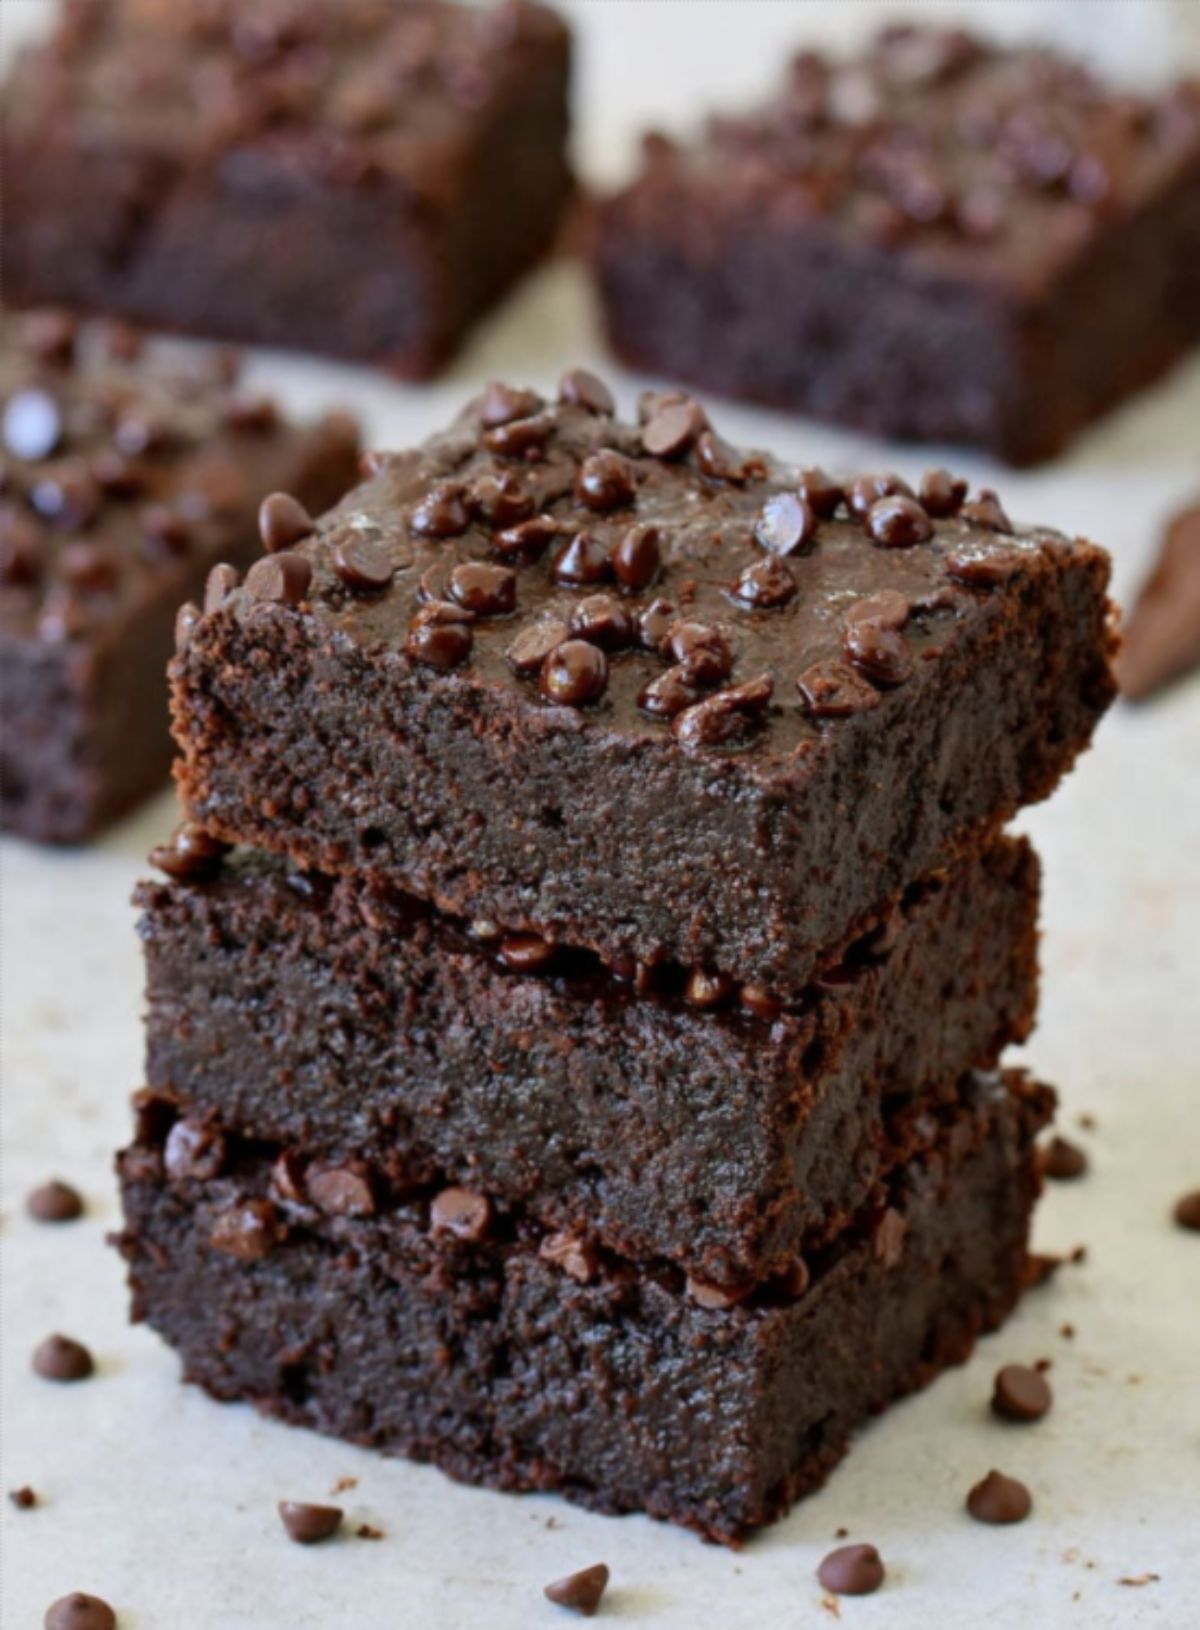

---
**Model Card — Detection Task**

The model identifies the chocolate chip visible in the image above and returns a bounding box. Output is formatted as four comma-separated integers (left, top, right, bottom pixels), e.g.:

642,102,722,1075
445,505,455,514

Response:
33,1334,94,1383
685,968,734,1008
696,429,753,482
1173,1190,1200,1231
920,468,968,517
245,551,312,605
967,1470,1033,1525
576,451,636,512
149,822,228,882
686,1276,751,1310
816,1543,885,1596
638,598,676,651
798,467,845,518
480,381,542,428
164,1120,227,1181
9,1485,36,1509
410,482,469,538
430,1187,491,1242
494,514,560,560
667,621,732,684
673,674,773,751
539,1231,598,1283
778,1256,810,1296
559,369,614,415
543,1563,609,1616
3,389,62,461
507,619,568,674
845,589,910,631
332,535,394,593
847,472,912,519
43,1593,116,1630
739,983,781,1021
946,546,1025,587
641,398,705,459
1042,1136,1088,1181
407,603,473,670
552,533,612,587
141,504,191,558
175,602,200,651
307,1165,375,1217
961,490,1014,534
278,1502,343,1545
569,594,633,651
866,494,933,547
638,665,702,719
541,640,608,706
469,471,533,529
483,413,554,458
613,522,661,590
844,620,912,687
734,555,797,609
797,660,882,719
258,492,315,553
448,561,516,617
755,492,817,556
22,309,78,366
992,1363,1053,1422
32,463,101,528
27,1179,83,1223
209,1198,279,1261
499,934,557,973
204,562,240,613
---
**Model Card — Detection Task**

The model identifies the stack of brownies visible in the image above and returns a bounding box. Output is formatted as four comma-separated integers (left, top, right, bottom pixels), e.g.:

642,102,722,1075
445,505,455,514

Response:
119,376,1116,1543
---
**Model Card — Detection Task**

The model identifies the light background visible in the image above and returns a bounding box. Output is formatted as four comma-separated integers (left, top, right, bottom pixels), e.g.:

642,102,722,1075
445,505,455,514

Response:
2,2,1199,1627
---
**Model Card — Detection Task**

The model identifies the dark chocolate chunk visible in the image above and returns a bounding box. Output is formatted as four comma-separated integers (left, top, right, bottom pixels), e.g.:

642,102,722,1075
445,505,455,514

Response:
43,1594,117,1630
967,1469,1033,1524
258,492,315,554
33,1334,94,1383
866,494,934,548
543,1563,610,1616
673,674,773,750
26,1179,83,1223
507,619,568,674
638,665,701,719
734,555,797,609
992,1363,1053,1422
278,1502,343,1545
667,620,732,684
612,522,661,589
816,1543,885,1596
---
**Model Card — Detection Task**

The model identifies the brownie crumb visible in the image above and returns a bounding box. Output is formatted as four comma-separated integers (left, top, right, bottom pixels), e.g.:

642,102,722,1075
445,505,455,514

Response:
1117,1573,1160,1587
355,1524,384,1541
543,1563,610,1616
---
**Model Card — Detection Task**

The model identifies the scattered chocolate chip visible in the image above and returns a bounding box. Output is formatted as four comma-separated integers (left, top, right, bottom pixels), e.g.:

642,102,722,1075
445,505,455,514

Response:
278,1502,343,1545
209,1198,280,1261
3,388,62,461
33,1334,94,1383
541,640,608,706
844,619,913,686
507,619,568,675
946,546,1025,587
204,562,240,613
817,1543,885,1596
685,968,734,1008
407,603,474,670
448,561,517,617
480,381,542,429
499,934,557,974
637,598,676,651
543,1563,610,1617
164,1120,227,1181
483,413,553,458
307,1165,375,1217
22,309,78,366
568,594,633,651
961,489,1014,533
410,481,469,539
430,1187,491,1242
797,660,884,719
494,514,560,561
552,533,612,587
469,471,533,529
332,534,394,592
638,665,702,719
258,492,315,554
920,468,968,517
613,522,661,590
245,551,312,605
26,1179,84,1223
1173,1190,1200,1231
696,430,752,482
845,589,910,631
866,494,934,547
755,492,817,556
967,1469,1032,1524
798,467,845,518
992,1363,1053,1422
114,410,170,457
43,1593,116,1630
667,621,732,684
734,555,797,609
149,822,227,881
674,674,773,751
641,398,705,460
539,1231,598,1284
847,472,912,519
91,449,145,496
222,394,278,434
1042,1136,1088,1181
576,451,636,512
9,1485,37,1509
739,983,781,1021
686,1275,751,1310
559,369,614,416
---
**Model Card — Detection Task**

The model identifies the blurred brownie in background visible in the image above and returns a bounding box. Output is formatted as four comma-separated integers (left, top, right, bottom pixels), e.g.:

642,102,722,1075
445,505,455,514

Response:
1,0,573,375
1118,497,1200,701
0,314,359,843
592,25,1200,464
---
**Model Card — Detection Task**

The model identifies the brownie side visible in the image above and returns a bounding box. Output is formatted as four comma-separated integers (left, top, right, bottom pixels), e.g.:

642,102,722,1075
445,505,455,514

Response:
137,837,1039,1283
116,1070,1052,1545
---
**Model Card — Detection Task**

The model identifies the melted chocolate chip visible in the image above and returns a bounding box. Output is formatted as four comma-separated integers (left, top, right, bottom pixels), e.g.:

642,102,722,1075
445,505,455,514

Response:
796,660,882,719
407,603,473,670
576,451,636,512
798,467,845,518
612,522,661,590
696,429,753,482
961,490,1014,533
638,665,703,719
410,481,469,539
245,551,312,605
559,368,615,416
569,594,633,650
946,545,1026,587
755,492,817,556
149,822,228,881
845,589,910,630
920,468,969,517
480,381,542,428
638,598,676,651
540,640,608,706
494,514,560,561
734,555,797,609
865,494,934,547
552,532,612,587
470,471,533,529
430,1186,491,1241
484,413,554,458
844,619,913,686
847,472,913,519
332,534,394,592
641,397,706,459
258,491,315,553
673,674,773,750
33,1334,94,1383
667,621,732,684
507,619,568,674
448,561,517,617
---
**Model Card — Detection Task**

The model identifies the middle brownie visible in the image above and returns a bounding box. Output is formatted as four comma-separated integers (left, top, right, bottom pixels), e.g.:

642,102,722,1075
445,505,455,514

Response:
138,834,1038,1286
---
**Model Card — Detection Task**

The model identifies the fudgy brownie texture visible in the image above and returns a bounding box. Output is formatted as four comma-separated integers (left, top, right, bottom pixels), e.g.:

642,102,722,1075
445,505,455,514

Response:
137,836,1039,1284
117,1069,1053,1545
1,0,572,376
592,26,1200,464
172,375,1115,997
0,315,359,842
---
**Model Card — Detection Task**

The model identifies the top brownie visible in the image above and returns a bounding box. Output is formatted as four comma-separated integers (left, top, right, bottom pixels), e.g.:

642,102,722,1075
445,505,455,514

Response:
172,373,1116,997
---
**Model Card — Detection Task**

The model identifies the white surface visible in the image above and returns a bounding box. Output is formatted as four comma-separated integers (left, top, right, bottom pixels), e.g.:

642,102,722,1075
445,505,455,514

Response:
3,2,1200,1627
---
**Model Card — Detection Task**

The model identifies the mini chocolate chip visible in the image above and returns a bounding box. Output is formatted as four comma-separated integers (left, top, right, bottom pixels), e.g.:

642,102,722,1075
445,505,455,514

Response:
507,619,568,674
674,674,773,751
961,490,1014,534
43,1593,116,1630
494,514,560,560
992,1364,1053,1422
641,398,705,459
638,599,676,651
278,1502,343,1545
667,621,732,684
734,555,797,609
430,1187,491,1242
210,1198,279,1261
755,492,817,556
576,451,636,512
407,603,473,670
22,309,78,366
946,546,1025,587
258,492,315,553
638,665,703,720
3,389,62,461
685,968,734,1008
33,1334,93,1383
798,467,845,518
469,471,533,529
307,1165,375,1217
9,1485,36,1509
1042,1136,1088,1181
26,1180,83,1223
539,1231,598,1284
480,381,542,428
558,368,614,415
448,561,516,617
483,413,554,458
61,542,119,593
332,535,393,592
920,468,968,517
866,494,934,547
686,1276,751,1310
739,984,781,1020
541,640,608,706
552,532,612,587
847,472,912,519
845,589,910,631
204,562,240,613
1175,1190,1200,1231
245,551,312,605
175,602,200,651
149,822,228,881
696,430,752,482
844,620,913,686
499,934,557,973
613,522,661,590
164,1120,227,1181
32,464,101,528
797,660,882,719
817,1544,885,1596
410,482,469,539
967,1470,1032,1525
141,504,191,557
543,1563,610,1616
569,594,633,650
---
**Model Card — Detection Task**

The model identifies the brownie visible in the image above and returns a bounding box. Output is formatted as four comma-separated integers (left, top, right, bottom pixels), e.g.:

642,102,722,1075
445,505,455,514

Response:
136,836,1039,1284
591,26,1200,464
1,0,572,376
117,1068,1053,1545
171,374,1115,998
0,315,359,842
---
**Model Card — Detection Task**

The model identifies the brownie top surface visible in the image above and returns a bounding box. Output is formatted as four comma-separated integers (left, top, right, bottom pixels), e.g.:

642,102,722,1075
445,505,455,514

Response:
0,314,356,643
202,371,1110,775
7,0,566,190
612,24,1200,291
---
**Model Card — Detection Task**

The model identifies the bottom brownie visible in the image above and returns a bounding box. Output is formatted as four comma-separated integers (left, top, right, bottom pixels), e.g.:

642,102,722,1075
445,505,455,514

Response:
117,1070,1052,1544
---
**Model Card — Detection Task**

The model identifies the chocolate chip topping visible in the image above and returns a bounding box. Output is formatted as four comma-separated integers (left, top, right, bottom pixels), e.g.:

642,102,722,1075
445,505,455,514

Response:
569,594,634,651
576,451,636,512
612,522,661,589
245,550,312,605
866,493,934,548
552,532,612,588
543,1563,610,1617
674,674,773,750
541,640,608,706
817,1544,885,1596
539,1230,599,1283
967,1469,1033,1524
43,1593,117,1630
33,1334,94,1383
209,1197,280,1261
641,397,706,459
26,1179,84,1223
686,1275,752,1310
734,555,797,609
430,1186,491,1242
507,618,568,674
1041,1135,1088,1180
164,1119,227,1181
149,822,228,881
755,492,817,556
258,490,315,554
992,1363,1053,1422
1173,1190,1200,1231
332,533,394,592
407,602,474,670
559,369,615,416
278,1502,343,1545
448,561,516,617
